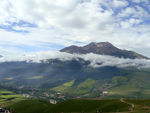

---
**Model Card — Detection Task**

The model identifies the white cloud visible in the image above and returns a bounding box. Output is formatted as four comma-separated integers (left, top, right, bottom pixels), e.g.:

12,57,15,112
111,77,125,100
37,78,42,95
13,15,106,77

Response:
120,18,142,28
0,52,150,68
113,0,128,8
133,0,141,3
133,0,149,3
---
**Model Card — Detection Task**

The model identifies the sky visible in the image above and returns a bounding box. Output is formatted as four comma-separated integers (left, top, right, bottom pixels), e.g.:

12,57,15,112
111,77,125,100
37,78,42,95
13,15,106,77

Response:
0,0,150,57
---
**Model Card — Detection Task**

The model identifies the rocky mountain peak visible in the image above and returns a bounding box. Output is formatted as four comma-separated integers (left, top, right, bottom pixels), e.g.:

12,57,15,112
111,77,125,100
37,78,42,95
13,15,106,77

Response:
60,42,149,59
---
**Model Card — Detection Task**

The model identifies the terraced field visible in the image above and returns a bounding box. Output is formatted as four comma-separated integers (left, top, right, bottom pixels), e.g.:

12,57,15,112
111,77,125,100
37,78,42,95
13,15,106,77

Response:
0,89,25,107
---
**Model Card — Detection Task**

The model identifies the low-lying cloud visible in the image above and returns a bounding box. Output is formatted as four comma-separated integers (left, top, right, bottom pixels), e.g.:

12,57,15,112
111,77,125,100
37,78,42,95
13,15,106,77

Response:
0,51,150,68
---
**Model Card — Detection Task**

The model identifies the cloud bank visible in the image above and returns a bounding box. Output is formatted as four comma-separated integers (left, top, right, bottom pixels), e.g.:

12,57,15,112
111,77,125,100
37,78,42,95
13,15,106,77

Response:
0,51,150,68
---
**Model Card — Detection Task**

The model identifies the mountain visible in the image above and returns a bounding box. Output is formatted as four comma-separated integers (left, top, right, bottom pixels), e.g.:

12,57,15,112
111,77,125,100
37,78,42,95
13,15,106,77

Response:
0,42,150,99
60,42,149,59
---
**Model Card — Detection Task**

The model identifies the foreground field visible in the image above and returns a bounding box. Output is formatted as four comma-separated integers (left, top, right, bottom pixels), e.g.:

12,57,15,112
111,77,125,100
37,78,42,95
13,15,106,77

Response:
2,97,150,113
8,99,130,113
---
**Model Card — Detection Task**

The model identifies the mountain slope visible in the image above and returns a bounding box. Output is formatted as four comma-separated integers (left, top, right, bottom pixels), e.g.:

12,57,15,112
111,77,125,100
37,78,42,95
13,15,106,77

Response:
60,42,149,59
0,60,123,88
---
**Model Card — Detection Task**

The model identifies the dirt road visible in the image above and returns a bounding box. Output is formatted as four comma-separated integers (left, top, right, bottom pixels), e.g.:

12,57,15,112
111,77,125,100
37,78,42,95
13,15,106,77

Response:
120,98,135,112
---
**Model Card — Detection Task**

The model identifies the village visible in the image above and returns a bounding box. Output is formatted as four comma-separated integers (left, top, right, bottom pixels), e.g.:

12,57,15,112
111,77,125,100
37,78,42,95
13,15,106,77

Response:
21,90,67,104
0,108,12,113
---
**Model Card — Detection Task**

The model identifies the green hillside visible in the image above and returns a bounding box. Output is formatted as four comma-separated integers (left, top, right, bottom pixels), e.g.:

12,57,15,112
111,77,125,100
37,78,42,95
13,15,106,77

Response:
50,69,150,99
8,99,130,113
108,70,150,99
52,80,75,92
52,78,96,95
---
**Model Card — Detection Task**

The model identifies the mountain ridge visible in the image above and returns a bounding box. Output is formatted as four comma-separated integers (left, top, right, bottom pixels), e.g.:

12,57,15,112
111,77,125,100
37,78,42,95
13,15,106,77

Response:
60,42,149,59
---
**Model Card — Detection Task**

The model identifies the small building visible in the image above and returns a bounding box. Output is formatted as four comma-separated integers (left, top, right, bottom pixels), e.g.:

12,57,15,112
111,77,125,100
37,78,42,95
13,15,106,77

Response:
57,92,61,95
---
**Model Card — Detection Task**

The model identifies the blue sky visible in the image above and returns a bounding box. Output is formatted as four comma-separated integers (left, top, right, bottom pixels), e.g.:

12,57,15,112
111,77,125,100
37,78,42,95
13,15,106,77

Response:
0,0,150,57
0,20,37,33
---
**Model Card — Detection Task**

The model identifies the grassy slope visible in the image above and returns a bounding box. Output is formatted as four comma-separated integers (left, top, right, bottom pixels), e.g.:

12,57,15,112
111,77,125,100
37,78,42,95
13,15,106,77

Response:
69,78,96,95
8,99,130,113
52,78,96,95
52,80,75,92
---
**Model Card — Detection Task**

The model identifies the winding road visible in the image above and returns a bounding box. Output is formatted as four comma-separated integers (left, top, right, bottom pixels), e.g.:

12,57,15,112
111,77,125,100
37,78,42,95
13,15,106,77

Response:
120,98,135,112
